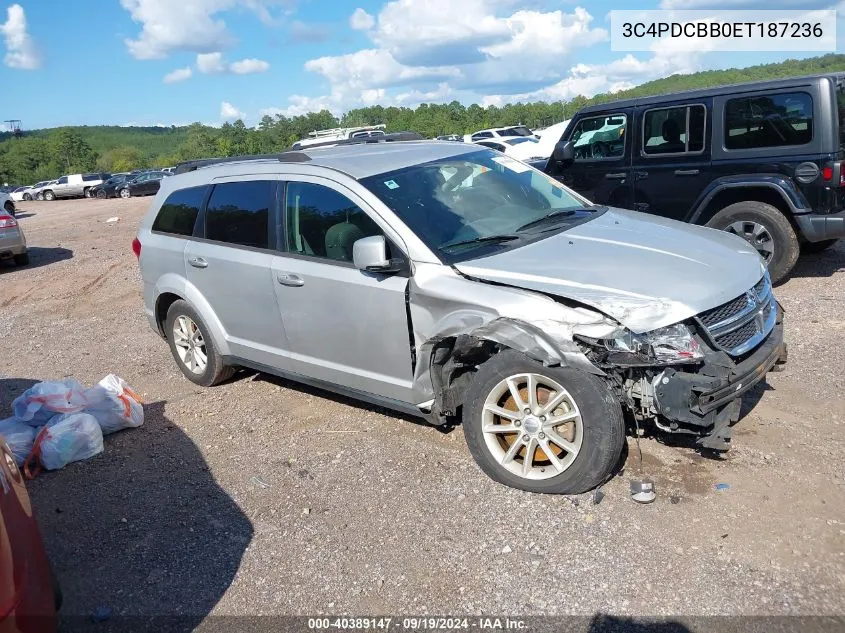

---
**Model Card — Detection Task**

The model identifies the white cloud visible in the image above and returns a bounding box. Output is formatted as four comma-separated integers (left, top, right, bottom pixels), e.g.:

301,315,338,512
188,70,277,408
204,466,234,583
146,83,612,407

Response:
230,57,270,74
163,66,193,83
220,101,246,120
0,4,41,70
349,8,375,30
660,0,825,7
197,52,270,74
120,0,292,59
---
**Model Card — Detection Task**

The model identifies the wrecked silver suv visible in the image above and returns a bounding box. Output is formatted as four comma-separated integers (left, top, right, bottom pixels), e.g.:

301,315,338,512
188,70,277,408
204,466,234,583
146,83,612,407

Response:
135,142,787,494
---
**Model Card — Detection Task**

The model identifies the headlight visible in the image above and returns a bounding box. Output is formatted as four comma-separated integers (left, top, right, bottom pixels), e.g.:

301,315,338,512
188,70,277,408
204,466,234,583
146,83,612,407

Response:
603,323,703,364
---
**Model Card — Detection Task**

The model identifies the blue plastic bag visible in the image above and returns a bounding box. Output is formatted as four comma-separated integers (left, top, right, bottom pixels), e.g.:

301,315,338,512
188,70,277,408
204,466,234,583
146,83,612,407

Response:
38,413,104,471
0,417,37,466
11,378,91,426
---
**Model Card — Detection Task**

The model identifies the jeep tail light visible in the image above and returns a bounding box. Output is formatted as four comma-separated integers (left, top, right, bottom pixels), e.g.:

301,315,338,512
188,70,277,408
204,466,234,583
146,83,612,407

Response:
0,214,17,228
822,166,833,182
131,237,141,259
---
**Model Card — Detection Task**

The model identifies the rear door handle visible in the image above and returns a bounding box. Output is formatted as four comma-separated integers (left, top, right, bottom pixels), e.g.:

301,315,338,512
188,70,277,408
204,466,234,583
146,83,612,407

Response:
188,256,208,269
605,173,627,180
277,272,305,287
674,169,700,176
634,171,648,179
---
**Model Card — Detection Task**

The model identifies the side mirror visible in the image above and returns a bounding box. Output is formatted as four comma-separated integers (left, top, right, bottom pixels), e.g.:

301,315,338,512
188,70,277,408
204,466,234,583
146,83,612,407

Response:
353,235,401,273
552,140,575,167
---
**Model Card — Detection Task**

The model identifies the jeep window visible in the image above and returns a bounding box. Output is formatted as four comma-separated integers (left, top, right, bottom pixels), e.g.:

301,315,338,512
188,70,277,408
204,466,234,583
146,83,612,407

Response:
284,182,382,263
205,180,273,249
152,185,208,236
642,105,706,155
360,149,597,263
569,114,627,160
724,92,813,149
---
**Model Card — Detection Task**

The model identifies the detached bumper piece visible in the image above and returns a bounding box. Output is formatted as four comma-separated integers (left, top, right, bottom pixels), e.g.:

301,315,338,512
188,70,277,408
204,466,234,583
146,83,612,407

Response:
794,209,845,242
655,309,787,451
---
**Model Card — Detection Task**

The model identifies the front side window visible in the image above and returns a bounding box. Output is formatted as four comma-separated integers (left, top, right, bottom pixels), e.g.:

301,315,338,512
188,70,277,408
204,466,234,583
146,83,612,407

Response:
152,185,208,236
569,114,627,160
205,180,272,249
724,92,813,149
642,104,706,155
57,176,68,184
284,182,382,263
360,149,596,263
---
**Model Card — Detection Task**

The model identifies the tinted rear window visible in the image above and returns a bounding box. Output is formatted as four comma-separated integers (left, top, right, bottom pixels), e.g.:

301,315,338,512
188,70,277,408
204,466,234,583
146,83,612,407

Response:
205,181,273,249
152,185,208,236
725,92,813,149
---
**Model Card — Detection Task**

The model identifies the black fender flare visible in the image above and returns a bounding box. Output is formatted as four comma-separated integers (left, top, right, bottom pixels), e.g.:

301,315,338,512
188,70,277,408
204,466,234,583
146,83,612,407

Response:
686,175,811,225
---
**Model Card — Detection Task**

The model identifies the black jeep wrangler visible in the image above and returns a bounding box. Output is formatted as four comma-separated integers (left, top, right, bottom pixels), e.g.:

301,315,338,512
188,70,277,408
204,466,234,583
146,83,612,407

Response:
542,73,845,283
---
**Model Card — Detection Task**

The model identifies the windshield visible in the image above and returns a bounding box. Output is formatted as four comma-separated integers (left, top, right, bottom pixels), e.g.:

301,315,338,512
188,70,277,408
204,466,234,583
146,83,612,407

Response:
360,149,597,262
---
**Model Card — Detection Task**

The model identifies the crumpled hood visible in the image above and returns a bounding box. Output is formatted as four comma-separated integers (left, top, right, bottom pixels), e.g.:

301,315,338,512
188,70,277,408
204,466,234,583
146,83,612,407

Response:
454,207,765,333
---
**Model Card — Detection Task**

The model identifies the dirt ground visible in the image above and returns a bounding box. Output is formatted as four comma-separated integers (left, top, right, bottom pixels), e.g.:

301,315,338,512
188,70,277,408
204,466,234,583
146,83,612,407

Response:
1,197,844,622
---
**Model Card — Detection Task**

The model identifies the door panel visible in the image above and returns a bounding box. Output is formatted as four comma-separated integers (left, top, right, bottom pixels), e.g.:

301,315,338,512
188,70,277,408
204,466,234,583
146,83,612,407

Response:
632,101,712,222
271,177,415,403
549,110,633,207
185,241,290,368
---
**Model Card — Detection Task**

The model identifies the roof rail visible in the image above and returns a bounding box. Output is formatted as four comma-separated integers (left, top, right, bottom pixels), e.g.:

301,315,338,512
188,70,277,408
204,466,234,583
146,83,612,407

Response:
290,131,423,151
174,151,311,175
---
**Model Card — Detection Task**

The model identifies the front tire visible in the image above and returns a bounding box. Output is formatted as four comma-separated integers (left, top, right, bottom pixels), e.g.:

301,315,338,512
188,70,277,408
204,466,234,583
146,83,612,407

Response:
83,187,91,198
706,201,799,284
3,201,15,216
119,188,131,199
43,190,55,201
165,300,234,387
22,193,31,201
96,189,107,199
462,350,624,494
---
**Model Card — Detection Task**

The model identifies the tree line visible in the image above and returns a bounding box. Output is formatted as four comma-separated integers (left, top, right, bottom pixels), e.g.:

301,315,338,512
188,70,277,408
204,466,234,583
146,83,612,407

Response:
1,53,843,186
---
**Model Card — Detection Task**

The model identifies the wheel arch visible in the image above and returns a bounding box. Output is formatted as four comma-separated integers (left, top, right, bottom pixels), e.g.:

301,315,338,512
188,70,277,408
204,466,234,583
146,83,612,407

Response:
153,275,231,356
687,178,807,226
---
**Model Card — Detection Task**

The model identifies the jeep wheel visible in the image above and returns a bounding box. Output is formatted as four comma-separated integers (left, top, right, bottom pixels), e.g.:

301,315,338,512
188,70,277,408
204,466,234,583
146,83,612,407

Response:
706,201,799,284
462,350,624,494
165,300,235,387
43,190,55,201
801,238,839,254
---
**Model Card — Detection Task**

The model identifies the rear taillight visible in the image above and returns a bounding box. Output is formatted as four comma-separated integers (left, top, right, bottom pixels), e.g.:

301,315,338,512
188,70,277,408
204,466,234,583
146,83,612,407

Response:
0,214,17,228
132,237,141,259
822,166,834,181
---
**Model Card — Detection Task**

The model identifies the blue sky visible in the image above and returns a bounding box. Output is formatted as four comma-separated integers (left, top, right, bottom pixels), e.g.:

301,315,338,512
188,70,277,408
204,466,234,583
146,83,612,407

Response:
0,0,842,130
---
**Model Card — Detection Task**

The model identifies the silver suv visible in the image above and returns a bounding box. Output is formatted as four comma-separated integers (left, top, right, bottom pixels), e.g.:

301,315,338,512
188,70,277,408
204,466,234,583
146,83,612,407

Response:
135,142,787,494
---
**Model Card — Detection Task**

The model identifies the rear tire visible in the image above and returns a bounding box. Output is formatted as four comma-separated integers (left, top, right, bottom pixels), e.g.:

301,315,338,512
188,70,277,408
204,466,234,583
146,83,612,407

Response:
462,350,624,494
165,300,235,387
13,252,29,266
801,238,839,254
83,187,91,198
706,201,799,284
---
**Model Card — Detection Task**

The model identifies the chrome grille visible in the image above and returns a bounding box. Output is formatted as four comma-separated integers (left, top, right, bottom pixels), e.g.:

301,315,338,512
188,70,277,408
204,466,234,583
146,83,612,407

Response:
696,273,777,356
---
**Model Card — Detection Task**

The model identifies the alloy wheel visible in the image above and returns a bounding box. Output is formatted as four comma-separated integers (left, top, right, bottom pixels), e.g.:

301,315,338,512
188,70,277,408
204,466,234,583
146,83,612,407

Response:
120,188,130,198
725,220,775,263
481,372,583,480
172,315,207,374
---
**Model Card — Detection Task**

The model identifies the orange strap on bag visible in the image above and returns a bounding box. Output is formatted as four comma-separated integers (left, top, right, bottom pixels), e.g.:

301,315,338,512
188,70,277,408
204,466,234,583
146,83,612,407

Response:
117,386,144,418
23,427,51,480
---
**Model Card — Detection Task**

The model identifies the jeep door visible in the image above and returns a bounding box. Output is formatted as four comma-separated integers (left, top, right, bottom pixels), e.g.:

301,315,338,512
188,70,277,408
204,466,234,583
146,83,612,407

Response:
270,177,415,403
547,110,633,208
183,177,292,370
631,101,712,221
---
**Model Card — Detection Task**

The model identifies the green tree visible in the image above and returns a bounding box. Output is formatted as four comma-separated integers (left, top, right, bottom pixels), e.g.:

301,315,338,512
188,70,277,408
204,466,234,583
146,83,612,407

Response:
50,129,98,173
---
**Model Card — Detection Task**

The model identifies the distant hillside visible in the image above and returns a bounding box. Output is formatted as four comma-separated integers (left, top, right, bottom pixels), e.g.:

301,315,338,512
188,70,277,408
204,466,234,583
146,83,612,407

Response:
2,53,844,185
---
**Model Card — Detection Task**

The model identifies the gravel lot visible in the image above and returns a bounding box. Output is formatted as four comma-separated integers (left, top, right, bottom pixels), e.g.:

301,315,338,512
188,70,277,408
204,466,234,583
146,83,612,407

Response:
1,197,844,623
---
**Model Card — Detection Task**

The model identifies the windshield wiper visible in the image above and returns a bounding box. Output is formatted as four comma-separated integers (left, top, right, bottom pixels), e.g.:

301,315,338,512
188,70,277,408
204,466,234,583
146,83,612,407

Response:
516,207,598,232
438,234,521,252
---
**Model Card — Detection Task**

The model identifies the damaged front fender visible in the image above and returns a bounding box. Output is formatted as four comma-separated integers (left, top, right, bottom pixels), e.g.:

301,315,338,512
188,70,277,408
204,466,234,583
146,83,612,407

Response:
408,263,623,417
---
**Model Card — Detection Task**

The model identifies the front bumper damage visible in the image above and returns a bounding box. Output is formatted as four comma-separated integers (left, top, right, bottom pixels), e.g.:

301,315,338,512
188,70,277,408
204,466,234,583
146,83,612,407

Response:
652,308,787,451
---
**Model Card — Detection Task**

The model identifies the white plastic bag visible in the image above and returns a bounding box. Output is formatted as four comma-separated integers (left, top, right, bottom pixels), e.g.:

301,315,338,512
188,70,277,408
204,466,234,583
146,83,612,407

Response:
37,413,104,471
0,417,37,466
12,378,91,426
84,374,144,435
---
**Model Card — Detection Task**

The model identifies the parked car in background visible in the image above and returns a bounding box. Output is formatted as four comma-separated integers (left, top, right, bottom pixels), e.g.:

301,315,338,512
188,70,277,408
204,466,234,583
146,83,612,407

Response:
464,126,535,143
0,206,27,265
19,181,47,201
436,134,462,141
475,136,546,161
90,173,133,199
533,119,571,160
118,171,169,198
41,173,110,201
0,191,15,217
135,142,785,495
9,186,30,202
543,73,845,283
31,180,57,201
0,435,59,631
